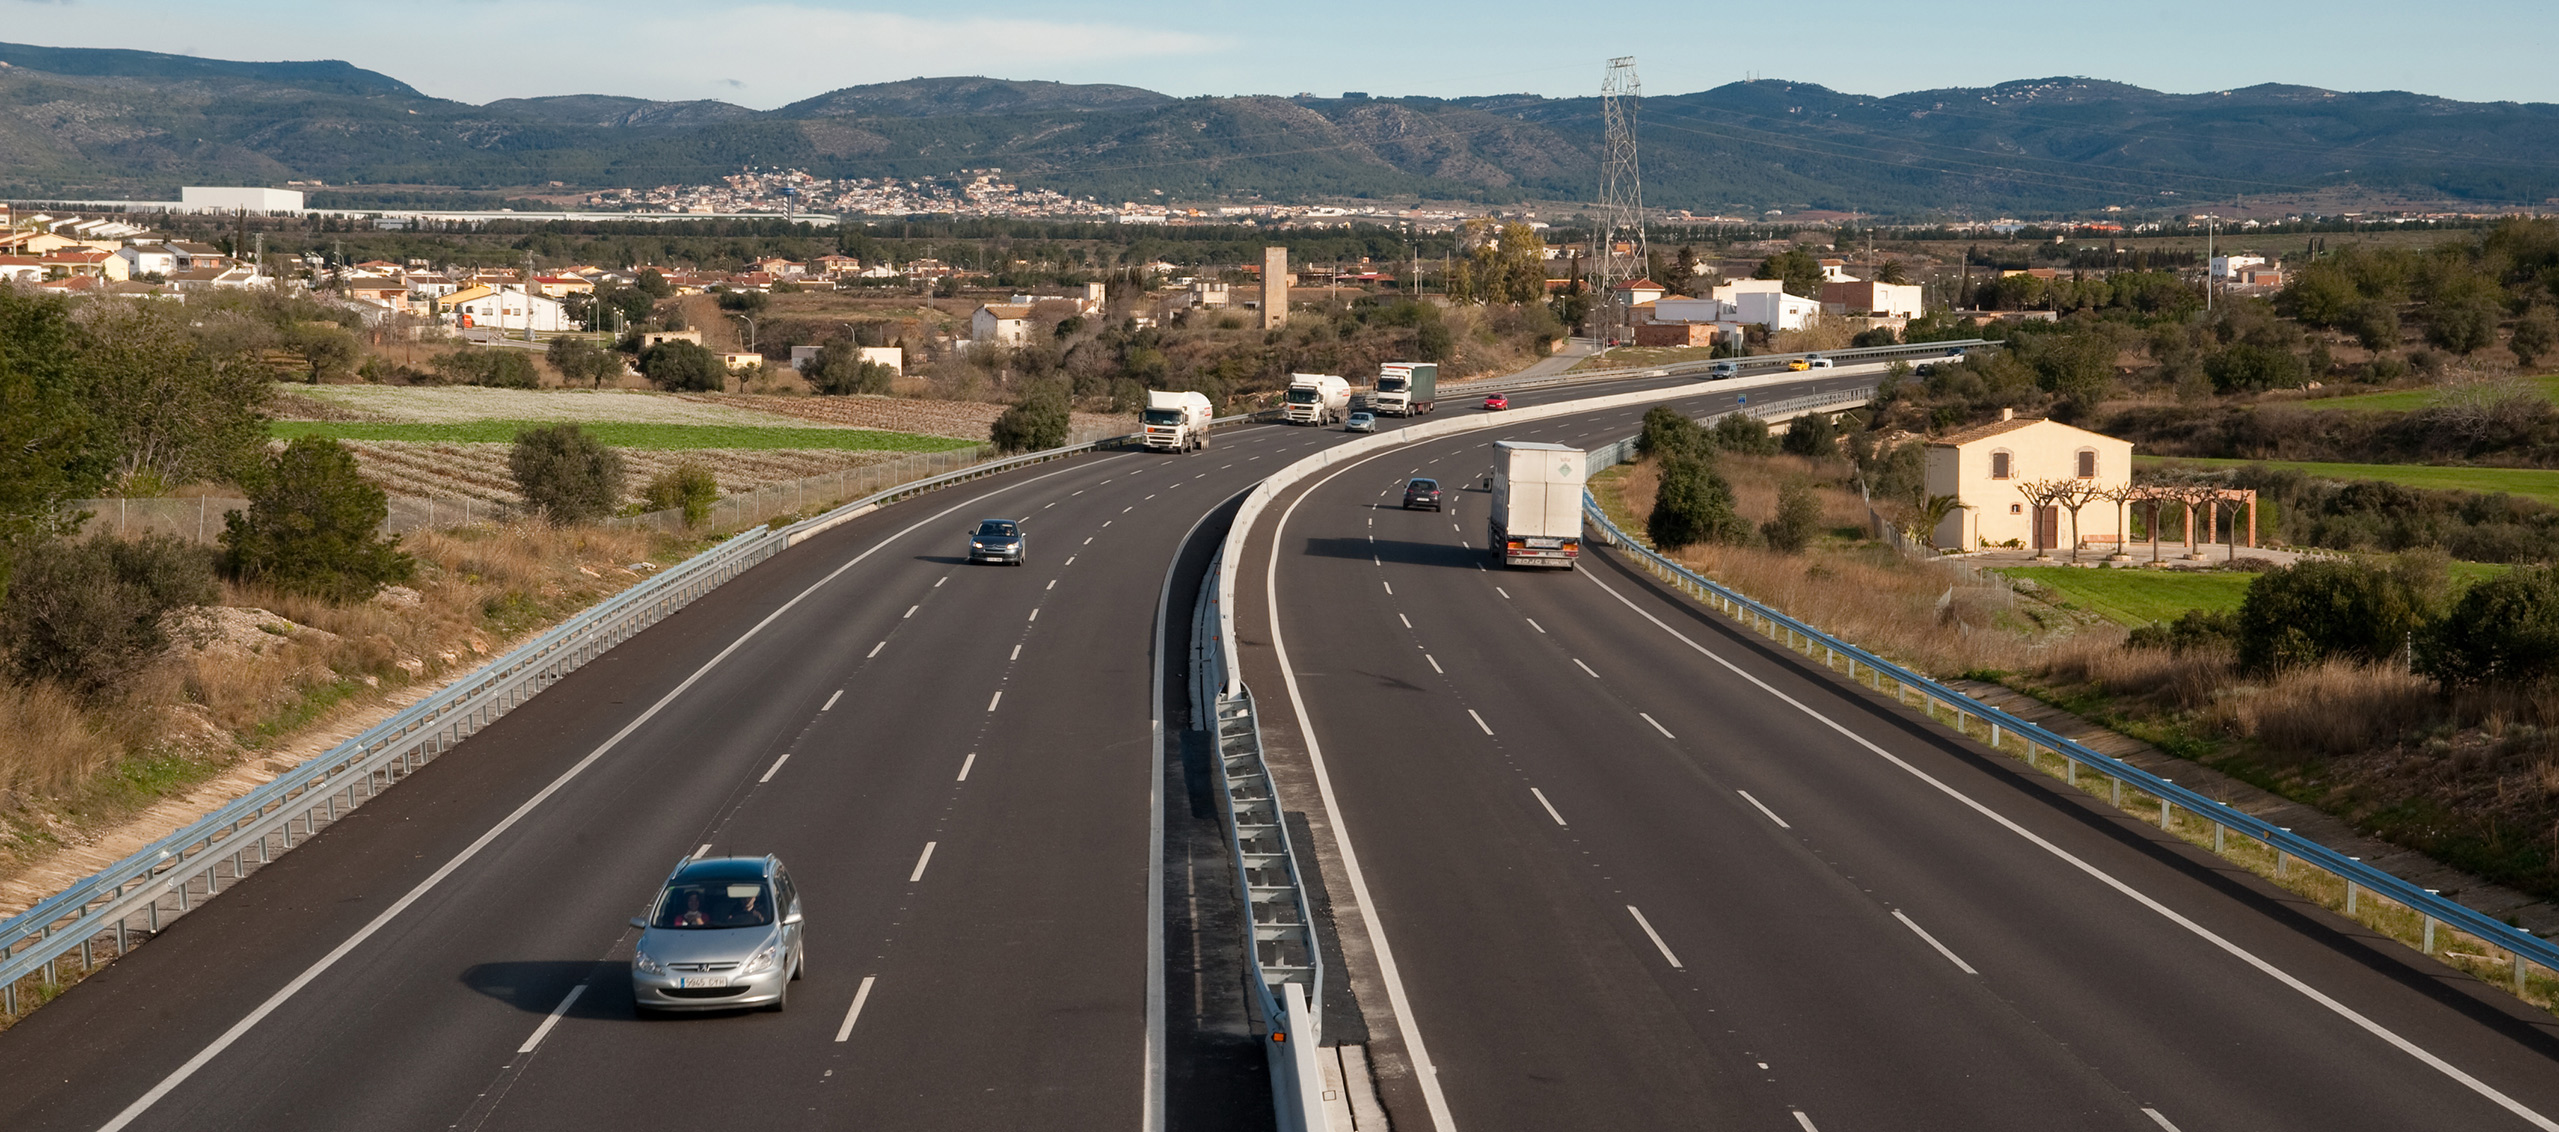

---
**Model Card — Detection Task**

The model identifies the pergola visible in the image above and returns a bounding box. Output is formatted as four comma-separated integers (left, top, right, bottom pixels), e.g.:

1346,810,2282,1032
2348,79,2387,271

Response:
2119,484,2259,563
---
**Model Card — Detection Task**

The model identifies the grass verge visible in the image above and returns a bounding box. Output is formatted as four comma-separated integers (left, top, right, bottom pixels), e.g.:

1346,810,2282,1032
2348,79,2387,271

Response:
1997,567,2256,625
2141,455,2559,507
2300,374,2559,413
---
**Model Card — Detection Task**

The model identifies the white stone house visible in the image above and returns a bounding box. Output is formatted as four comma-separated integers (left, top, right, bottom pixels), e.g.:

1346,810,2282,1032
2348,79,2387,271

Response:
1923,412,2135,551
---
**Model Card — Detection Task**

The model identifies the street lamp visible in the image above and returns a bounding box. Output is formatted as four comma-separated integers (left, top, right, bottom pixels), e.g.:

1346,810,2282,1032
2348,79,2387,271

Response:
730,312,758,350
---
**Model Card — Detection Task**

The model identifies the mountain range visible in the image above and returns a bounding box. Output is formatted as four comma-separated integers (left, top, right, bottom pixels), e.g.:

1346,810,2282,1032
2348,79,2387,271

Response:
6,41,2559,217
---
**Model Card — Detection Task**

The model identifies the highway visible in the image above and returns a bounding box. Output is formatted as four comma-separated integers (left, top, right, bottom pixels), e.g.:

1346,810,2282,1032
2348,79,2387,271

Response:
0,366,1804,1131
1236,398,2559,1130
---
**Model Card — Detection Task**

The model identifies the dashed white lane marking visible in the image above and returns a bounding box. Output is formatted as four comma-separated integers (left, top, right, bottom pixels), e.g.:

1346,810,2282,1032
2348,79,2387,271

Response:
692,843,712,860
1044,502,1056,509
1124,506,1134,514
1893,910,1980,975
1222,464,1234,469
2142,1108,2184,1132
1792,1112,1821,1132
758,752,791,783
867,641,885,658
835,976,878,1043
1627,905,1684,969
908,842,938,883
1496,587,1511,599
1072,490,1084,496
1530,788,1568,826
822,690,842,711
1146,494,1156,500
1399,613,1412,629
1638,712,1674,739
1572,658,1599,678
1382,581,1393,595
1737,789,1791,829
903,605,918,618
987,691,1002,712
516,984,587,1054
1104,520,1113,528
1525,617,1546,634
935,575,948,587
1065,556,1075,566
1010,644,1022,661
1028,608,1039,622
1425,654,1443,673
957,752,976,781
1047,579,1057,591
1086,537,1095,545
1468,709,1493,735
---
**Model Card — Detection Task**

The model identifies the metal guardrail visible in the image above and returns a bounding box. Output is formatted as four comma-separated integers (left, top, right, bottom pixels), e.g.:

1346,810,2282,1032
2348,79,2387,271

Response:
1577,452,2559,997
0,427,1150,1016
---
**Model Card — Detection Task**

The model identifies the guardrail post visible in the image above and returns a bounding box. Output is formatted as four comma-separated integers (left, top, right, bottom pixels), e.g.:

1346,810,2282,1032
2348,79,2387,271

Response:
2346,879,2359,915
2214,822,2226,854
2423,914,2437,955
2517,950,2531,996
2110,776,2121,807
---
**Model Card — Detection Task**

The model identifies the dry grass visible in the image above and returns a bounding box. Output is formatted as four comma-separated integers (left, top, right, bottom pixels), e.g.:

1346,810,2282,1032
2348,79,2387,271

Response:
0,683,120,799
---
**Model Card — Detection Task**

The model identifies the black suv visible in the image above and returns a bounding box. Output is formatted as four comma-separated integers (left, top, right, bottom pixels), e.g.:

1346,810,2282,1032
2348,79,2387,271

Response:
1401,478,1441,511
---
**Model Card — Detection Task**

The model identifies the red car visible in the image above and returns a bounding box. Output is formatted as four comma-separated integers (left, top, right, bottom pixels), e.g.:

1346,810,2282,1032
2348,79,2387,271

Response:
1482,393,1510,411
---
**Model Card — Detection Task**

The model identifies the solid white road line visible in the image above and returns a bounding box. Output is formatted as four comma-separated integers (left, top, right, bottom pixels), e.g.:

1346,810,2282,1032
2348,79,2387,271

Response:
516,983,587,1054
987,690,1002,711
835,976,877,1042
957,752,976,781
1425,654,1443,674
2142,1108,2185,1132
1737,789,1791,829
909,842,938,883
1627,905,1684,969
758,752,791,783
1468,709,1493,735
867,641,885,658
1892,910,1980,975
1638,712,1674,739
1530,788,1568,827
1577,568,2559,1132
1525,618,1546,634
1571,658,1599,678
822,690,842,711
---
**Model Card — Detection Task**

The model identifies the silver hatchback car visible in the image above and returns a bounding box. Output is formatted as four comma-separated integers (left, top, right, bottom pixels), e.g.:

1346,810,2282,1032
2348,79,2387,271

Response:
629,855,804,1014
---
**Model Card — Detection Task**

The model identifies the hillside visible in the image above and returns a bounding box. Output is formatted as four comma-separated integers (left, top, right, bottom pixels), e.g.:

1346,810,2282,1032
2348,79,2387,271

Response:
6,41,2559,215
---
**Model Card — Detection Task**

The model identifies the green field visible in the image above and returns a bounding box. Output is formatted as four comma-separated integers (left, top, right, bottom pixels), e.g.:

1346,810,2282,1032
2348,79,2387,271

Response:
2000,567,2257,625
271,421,980,452
2138,456,2559,506
2299,374,2559,413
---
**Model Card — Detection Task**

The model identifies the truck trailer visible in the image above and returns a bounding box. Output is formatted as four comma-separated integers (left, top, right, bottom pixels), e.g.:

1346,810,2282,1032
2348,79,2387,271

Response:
1488,441,1587,568
1373,362,1437,416
1282,373,1352,426
1140,390,1214,452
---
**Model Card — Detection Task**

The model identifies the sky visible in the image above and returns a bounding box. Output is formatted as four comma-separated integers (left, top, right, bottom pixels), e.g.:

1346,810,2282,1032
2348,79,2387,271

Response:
5,0,2557,110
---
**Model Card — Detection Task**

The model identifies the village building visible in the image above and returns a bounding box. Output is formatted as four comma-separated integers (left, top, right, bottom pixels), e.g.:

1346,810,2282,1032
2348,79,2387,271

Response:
1923,411,2135,553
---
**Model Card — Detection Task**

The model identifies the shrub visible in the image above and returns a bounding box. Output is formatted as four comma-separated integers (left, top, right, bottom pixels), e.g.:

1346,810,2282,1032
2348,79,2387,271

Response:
2418,566,2559,686
2206,343,2306,393
1779,411,1836,459
2127,608,2241,655
641,462,721,527
1638,406,1710,462
806,341,897,396
1761,479,1822,553
990,383,1071,453
546,336,623,388
638,340,725,392
510,424,627,524
222,437,415,602
1649,454,1749,550
1,534,217,698
1710,412,1778,455
2236,558,2425,673
431,346,539,389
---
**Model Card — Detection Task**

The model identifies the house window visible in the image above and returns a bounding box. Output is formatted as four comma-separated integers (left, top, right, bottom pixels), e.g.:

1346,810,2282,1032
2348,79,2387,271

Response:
2009,503,2023,514
1990,451,2012,479
2076,449,2098,478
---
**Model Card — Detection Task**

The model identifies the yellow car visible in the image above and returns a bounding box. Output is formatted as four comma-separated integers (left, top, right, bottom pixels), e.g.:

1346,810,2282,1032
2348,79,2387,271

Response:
1786,358,1812,371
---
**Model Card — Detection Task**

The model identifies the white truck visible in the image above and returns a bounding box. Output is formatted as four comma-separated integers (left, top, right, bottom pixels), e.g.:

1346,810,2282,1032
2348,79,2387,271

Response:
1282,373,1352,426
1372,362,1437,416
1140,389,1214,452
1488,441,1587,569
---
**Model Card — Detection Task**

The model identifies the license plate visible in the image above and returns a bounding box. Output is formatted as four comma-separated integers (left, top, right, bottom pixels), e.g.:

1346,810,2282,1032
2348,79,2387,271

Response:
1527,538,1560,548
677,975,730,988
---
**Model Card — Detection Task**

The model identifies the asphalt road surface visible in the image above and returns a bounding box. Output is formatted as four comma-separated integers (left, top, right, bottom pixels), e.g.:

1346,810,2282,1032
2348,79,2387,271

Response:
1238,395,2559,1132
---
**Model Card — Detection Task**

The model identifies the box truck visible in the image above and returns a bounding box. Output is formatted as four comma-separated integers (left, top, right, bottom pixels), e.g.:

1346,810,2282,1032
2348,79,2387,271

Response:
1488,441,1587,568
1373,362,1437,416
1140,390,1214,452
1282,373,1351,426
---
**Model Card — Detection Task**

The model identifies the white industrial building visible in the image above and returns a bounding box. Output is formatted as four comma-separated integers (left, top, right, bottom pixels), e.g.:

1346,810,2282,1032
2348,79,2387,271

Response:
181,187,307,213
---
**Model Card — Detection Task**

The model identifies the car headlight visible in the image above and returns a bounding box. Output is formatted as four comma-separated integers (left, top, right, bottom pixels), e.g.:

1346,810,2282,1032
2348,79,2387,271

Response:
633,947,665,975
972,542,986,549
743,942,781,975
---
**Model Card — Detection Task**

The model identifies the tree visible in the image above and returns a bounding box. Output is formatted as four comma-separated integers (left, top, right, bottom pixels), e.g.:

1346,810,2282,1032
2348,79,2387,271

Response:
2422,274,2503,354
222,437,415,601
1415,318,1454,362
1,534,216,698
1761,479,1822,553
633,269,674,299
547,336,623,389
2205,343,2307,393
990,382,1071,452
433,346,539,388
2419,566,2559,686
593,280,654,331
509,424,626,524
1649,454,1749,549
638,340,726,392
2236,559,2426,674
1876,259,1910,285
640,462,721,527
2348,299,2402,352
806,338,897,396
0,289,107,584
1672,245,1700,294
2511,304,2559,367
1639,405,1711,463
280,322,360,384
69,300,268,489
1780,411,1837,458
1753,248,1824,299
1710,412,1777,456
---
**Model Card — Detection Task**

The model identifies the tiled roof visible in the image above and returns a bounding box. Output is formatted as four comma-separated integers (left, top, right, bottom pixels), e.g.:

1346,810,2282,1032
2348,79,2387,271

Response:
1929,417,2045,446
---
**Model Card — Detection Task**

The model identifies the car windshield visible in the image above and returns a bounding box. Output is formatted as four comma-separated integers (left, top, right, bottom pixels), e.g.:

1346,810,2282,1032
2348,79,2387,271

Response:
1408,479,1437,492
976,520,1018,537
653,879,773,929
1141,409,1183,425
1377,377,1407,392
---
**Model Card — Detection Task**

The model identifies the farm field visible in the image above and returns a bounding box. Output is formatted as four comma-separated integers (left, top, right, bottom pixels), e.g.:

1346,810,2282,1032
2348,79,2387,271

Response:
2296,374,2559,413
280,384,826,427
2003,560,2511,627
2141,456,2559,506
341,443,934,508
272,421,977,452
